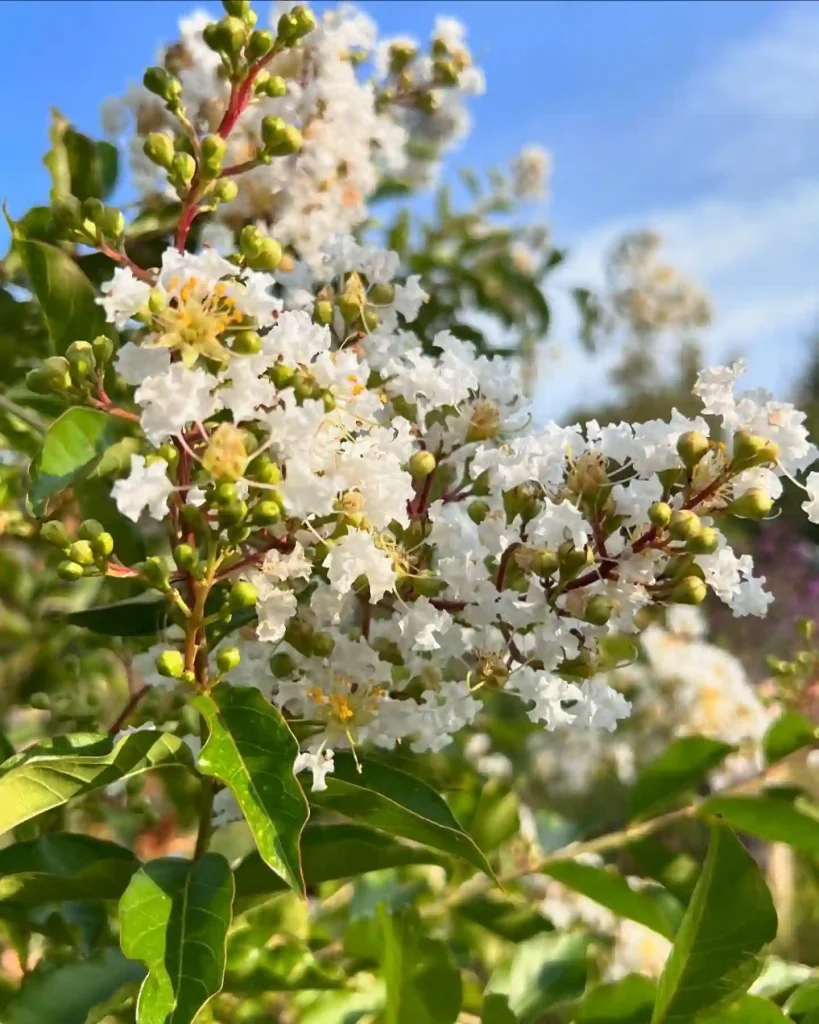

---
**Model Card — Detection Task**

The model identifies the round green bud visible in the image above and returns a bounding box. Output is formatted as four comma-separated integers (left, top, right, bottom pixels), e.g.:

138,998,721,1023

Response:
212,178,238,204
668,509,702,542
99,207,125,238
156,442,179,467
261,116,303,156
313,300,334,325
252,458,282,485
232,330,262,355
686,526,719,555
417,90,441,114
222,0,250,14
336,295,361,325
41,356,72,391
558,541,594,581
269,652,296,677
41,520,71,549
229,580,258,610
215,15,247,55
172,152,196,187
25,368,51,395
368,282,395,306
216,646,242,673
66,340,96,381
219,499,249,525
727,487,774,520
143,132,176,169
732,429,765,467
259,74,287,98
141,556,170,590
214,481,238,506
277,5,316,44
248,28,274,60
81,197,105,224
29,692,51,711
88,532,112,559
201,133,227,163
156,649,185,679
271,362,295,388
648,501,672,529
143,66,182,104
240,224,264,258
261,115,287,148
249,237,283,271
322,391,337,412
68,540,95,566
584,595,614,626
92,335,114,365
671,575,708,605
677,430,709,469
293,371,319,401
467,500,490,525
361,307,380,332
531,548,559,577
78,516,105,539
310,632,336,657
254,500,282,525
433,59,459,86
174,544,200,571
58,560,85,581
409,450,436,478
226,523,252,544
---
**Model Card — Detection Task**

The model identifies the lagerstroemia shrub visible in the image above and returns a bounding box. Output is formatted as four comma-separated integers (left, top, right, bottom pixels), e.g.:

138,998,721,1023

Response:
3,3,819,1022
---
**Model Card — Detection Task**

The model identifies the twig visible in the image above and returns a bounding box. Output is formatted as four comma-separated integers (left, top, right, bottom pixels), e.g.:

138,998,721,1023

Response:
108,684,151,735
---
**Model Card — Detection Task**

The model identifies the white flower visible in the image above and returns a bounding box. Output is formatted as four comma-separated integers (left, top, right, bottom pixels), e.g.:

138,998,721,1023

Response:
294,748,335,791
511,146,551,200
803,471,819,523
260,543,313,583
254,586,298,643
112,455,174,522
114,342,171,385
326,530,397,603
98,268,151,328
135,364,222,444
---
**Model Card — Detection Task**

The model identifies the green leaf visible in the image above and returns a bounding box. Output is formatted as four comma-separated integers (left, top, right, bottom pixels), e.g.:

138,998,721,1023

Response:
764,711,816,766
700,795,819,853
629,737,735,818
312,752,495,879
29,408,127,514
487,933,588,1024
194,686,309,895
575,975,657,1023
0,730,193,834
4,946,145,1024
226,937,344,992
0,833,138,904
66,595,168,636
482,994,518,1024
786,977,819,1015
456,895,554,943
233,823,445,900
120,853,234,1024
651,825,778,1023
541,860,675,938
380,906,462,1024
699,994,795,1022
13,236,111,354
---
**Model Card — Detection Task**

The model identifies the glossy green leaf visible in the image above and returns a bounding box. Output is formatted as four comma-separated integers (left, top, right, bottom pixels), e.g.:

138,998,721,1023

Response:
456,895,554,943
786,977,819,1015
651,825,778,1023
380,906,462,1024
194,686,309,895
13,236,110,354
575,975,657,1023
629,736,735,818
482,994,518,1024
0,730,193,834
487,933,588,1024
0,832,138,904
542,860,675,938
29,407,127,514
699,994,794,1022
233,822,445,900
66,595,168,636
120,853,234,1024
764,711,816,766
701,795,819,853
312,752,495,879
4,946,145,1024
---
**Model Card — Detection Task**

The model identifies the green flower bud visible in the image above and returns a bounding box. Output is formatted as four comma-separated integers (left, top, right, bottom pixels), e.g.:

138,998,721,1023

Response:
239,224,264,258
143,132,176,169
172,152,196,187
293,370,319,401
409,450,436,478
433,59,459,85
41,356,72,391
648,501,673,528
222,0,250,16
29,692,51,711
369,282,395,305
78,519,105,541
58,560,85,581
271,362,295,388
467,500,490,525
248,237,283,271
731,429,780,470
677,430,709,469
258,74,287,98
92,532,115,558
99,207,125,238
227,523,252,544
140,556,170,590
174,544,200,571
417,90,441,114
531,548,559,577
82,197,105,224
361,307,380,332
92,335,115,364
231,330,262,355
68,540,95,567
277,5,316,44
156,649,185,679
727,487,774,520
558,541,594,581
336,295,361,325
270,651,296,677
388,41,417,72
201,133,227,162
248,28,274,60
66,340,96,381
143,66,182,104
51,195,82,230
668,509,702,542
212,179,238,204
214,481,238,506
584,594,613,626
25,368,51,394
671,575,708,605
215,15,248,55
219,499,249,525
229,580,258,610
216,645,242,673
254,500,282,524
261,116,302,155
313,299,333,325
251,458,282,485
41,520,71,549
686,526,719,555
310,631,336,657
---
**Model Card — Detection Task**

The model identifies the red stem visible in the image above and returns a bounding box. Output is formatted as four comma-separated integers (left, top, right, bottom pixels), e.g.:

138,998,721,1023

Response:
108,685,151,735
98,242,156,284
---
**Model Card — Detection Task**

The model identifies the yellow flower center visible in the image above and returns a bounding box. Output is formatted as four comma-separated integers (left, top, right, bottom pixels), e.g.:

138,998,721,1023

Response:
151,276,244,366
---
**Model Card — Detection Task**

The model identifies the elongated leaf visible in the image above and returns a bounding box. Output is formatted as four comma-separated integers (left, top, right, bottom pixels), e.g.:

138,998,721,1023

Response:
542,860,675,938
380,906,462,1024
629,737,735,819
487,932,588,1024
701,795,819,852
482,994,518,1024
764,711,816,766
0,833,138,904
575,975,657,1023
30,407,127,514
234,823,445,899
456,896,554,943
120,853,234,1024
312,753,495,879
4,946,144,1024
0,730,193,835
652,825,778,1023
66,595,168,636
786,977,819,1014
194,687,309,895
699,994,794,1022
226,938,344,993
14,236,110,353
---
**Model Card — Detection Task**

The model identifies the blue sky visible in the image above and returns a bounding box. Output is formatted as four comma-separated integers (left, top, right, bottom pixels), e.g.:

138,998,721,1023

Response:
2,0,818,417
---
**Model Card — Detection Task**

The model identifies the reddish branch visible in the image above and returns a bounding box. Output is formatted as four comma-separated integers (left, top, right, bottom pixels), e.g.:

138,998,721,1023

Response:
108,684,151,735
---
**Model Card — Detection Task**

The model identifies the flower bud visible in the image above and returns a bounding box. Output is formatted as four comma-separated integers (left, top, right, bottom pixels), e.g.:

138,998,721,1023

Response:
140,556,170,590
222,0,250,15
583,595,614,626
417,91,441,114
231,330,262,355
271,362,295,388
229,580,258,610
369,282,395,306
258,74,287,98
677,430,709,469
410,573,445,597
41,520,71,549
219,499,249,525
214,15,248,56
558,541,594,581
216,645,242,673
77,517,102,541
313,300,333,325
670,575,707,605
247,237,282,271
143,67,182,105
90,532,114,558
66,340,96,382
51,195,82,231
251,457,282,485
248,28,274,60
731,430,779,470
58,560,85,581
82,197,105,224
41,356,72,391
467,500,489,525
261,116,303,156
156,649,185,679
668,510,702,543
270,652,296,677
239,224,264,258
727,487,773,520
92,335,114,364
172,152,196,187
648,501,672,528
174,544,200,571
277,5,316,44
310,632,336,657
143,132,176,169
409,450,436,478
686,526,719,555
361,307,380,332
201,133,227,162
99,207,125,238
212,179,238,204
253,501,281,525
531,548,559,577
433,59,459,86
